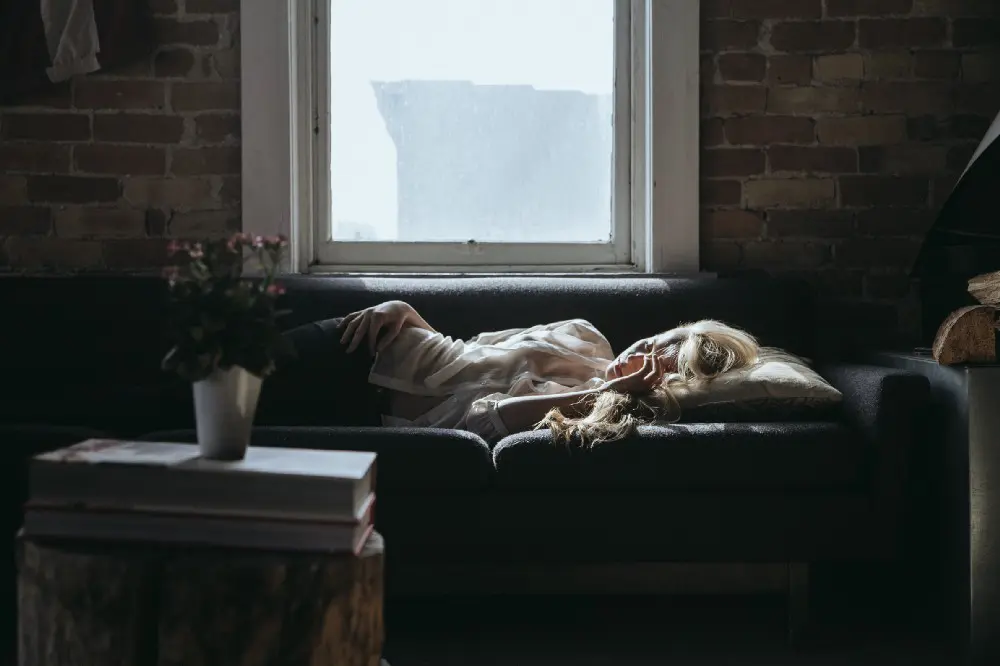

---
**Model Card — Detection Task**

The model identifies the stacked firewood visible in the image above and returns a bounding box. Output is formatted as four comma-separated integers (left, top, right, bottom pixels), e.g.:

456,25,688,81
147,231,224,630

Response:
932,270,1000,365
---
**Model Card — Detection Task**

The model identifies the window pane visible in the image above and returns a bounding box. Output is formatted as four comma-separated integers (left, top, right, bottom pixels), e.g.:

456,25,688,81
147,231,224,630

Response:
328,0,616,244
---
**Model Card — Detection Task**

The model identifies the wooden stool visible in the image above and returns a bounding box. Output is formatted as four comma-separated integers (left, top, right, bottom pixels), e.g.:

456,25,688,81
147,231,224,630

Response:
17,531,384,666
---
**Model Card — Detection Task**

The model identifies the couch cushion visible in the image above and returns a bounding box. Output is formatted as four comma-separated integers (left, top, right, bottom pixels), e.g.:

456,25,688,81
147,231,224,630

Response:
137,426,495,491
492,422,867,491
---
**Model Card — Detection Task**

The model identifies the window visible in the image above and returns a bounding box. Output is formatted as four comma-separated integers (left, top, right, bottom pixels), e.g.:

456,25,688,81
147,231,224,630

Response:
240,0,700,274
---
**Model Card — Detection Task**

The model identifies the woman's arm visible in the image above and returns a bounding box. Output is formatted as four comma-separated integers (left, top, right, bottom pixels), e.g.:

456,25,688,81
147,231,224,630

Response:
339,300,437,354
494,354,667,435
494,388,601,435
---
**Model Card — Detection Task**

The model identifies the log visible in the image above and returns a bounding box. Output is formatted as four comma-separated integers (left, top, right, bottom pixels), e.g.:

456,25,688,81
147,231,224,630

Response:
932,305,998,365
17,531,384,666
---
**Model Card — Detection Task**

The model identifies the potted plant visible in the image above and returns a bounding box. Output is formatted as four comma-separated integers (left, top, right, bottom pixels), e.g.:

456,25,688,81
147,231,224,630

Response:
161,233,293,460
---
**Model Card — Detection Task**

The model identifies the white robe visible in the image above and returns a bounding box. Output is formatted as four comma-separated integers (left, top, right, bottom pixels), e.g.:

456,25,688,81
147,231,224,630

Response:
368,319,615,443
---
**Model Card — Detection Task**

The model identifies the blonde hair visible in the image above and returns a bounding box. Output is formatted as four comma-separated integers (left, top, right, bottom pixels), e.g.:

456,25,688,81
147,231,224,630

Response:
540,320,759,447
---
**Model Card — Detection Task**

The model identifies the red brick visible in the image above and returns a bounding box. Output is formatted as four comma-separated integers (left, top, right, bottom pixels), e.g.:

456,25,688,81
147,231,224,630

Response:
766,210,854,237
185,0,240,11
1,113,90,141
701,239,742,271
154,49,198,78
0,176,27,204
768,146,857,173
206,48,240,79
12,83,72,109
814,54,865,82
172,147,241,175
123,177,216,209
0,178,27,209
701,21,760,51
730,0,820,18
953,18,1000,46
75,145,167,176
744,178,836,208
74,80,166,110
856,208,935,235
170,210,239,236
701,149,765,177
839,175,928,206
947,144,978,172
767,56,813,85
0,207,53,235
826,0,913,16
834,238,921,268
724,116,815,144
962,53,1000,84
914,51,960,79
54,207,146,238
717,54,766,82
931,176,958,209
767,86,860,114
703,86,767,116
219,177,241,205
743,240,831,268
4,237,102,270
770,22,856,52
702,118,726,146
701,55,717,85
702,210,763,238
858,19,946,48
27,176,121,203
865,274,915,299
154,19,220,46
171,82,240,111
700,180,743,206
956,84,1000,115
0,144,71,173
948,115,993,140
702,0,732,18
911,0,999,16
149,0,178,15
194,113,241,142
816,116,908,145
146,209,169,236
861,82,953,114
93,114,185,144
858,144,949,174
101,239,173,269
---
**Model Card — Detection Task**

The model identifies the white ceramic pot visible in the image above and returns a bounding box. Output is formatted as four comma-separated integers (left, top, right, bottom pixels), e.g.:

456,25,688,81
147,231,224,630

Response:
192,365,263,461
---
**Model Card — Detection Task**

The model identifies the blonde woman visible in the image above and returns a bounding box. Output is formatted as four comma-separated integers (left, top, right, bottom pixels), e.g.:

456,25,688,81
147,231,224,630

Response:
337,300,759,447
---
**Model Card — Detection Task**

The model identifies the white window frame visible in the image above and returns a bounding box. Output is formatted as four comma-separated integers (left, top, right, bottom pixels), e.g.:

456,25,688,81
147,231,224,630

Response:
241,0,699,275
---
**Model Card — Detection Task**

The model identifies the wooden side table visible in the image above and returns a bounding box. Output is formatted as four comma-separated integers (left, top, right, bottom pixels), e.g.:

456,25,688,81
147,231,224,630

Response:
871,351,1000,664
16,531,385,666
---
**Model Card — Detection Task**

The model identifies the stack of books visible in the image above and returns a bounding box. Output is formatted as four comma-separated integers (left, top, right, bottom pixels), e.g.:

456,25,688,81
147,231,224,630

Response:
23,439,376,555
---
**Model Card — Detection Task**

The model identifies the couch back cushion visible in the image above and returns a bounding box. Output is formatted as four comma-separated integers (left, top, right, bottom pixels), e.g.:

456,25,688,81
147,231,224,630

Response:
0,274,815,433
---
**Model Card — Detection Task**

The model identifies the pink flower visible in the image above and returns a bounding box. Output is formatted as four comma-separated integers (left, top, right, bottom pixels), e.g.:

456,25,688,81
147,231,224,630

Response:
266,284,286,296
189,243,204,259
166,240,182,255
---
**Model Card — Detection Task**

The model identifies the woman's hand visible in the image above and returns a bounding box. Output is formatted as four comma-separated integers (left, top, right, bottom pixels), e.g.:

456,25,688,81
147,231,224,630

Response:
603,354,666,395
338,300,419,354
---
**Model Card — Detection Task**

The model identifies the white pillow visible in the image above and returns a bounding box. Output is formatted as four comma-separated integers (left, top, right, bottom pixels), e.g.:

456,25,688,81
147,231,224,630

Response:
671,348,842,422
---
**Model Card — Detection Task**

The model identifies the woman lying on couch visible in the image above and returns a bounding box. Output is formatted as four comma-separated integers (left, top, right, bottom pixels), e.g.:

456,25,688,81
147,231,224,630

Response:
334,300,760,447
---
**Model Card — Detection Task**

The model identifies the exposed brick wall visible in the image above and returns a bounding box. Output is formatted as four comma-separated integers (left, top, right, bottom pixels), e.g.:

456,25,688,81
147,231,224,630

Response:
701,0,999,347
0,0,997,346
0,0,240,272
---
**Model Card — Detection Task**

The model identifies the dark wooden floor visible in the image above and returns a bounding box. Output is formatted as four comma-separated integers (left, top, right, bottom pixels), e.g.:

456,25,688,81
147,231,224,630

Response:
383,595,959,666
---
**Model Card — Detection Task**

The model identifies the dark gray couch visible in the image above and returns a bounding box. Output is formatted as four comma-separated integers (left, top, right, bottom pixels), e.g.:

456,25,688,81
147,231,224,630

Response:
0,273,928,650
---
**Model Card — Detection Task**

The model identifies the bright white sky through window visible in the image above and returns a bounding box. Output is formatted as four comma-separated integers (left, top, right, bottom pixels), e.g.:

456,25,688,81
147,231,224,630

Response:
328,0,616,243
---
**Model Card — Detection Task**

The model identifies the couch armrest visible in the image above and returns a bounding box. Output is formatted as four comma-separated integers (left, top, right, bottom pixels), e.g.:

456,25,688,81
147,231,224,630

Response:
819,363,929,535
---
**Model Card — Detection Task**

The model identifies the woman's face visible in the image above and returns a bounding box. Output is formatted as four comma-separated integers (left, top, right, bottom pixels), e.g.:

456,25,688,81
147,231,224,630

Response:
605,337,681,379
